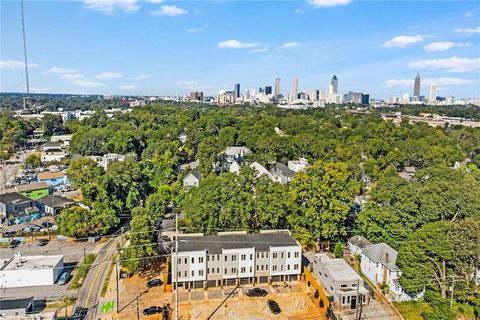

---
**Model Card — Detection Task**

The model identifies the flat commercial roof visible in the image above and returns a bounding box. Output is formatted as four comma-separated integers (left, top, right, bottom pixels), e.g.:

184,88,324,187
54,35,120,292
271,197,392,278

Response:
316,253,362,282
178,231,299,254
1,255,63,272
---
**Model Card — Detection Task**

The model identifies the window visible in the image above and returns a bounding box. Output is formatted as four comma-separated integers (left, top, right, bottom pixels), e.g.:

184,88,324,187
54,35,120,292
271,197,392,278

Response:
241,267,246,273
199,270,203,276
261,265,264,271
261,252,264,258
241,254,246,261
281,252,284,259
232,268,237,273
191,270,195,276
266,252,268,258
287,265,290,271
257,265,259,271
250,254,253,260
295,252,299,258
232,255,236,261
217,267,220,274
225,256,227,262
178,271,181,277
294,264,299,270
184,271,187,277
273,265,277,271
207,268,210,274
178,258,181,264
288,252,291,258
257,252,260,258
225,268,227,274
217,254,220,260
199,257,204,263
191,257,194,264
342,296,345,304
250,266,252,272
347,296,350,303
184,258,187,264
281,265,284,271
273,253,277,259
341,284,347,288
207,256,210,262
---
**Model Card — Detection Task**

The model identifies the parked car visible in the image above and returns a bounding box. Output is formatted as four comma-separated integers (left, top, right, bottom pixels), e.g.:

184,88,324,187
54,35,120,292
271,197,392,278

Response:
3,231,16,238
73,306,87,319
9,239,21,248
58,271,70,285
147,278,162,288
143,306,163,316
267,300,281,314
246,288,268,297
38,238,49,246
42,221,54,228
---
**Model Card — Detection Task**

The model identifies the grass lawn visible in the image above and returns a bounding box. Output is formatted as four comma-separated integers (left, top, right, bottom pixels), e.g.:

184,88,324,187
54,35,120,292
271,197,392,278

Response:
394,301,432,320
69,253,97,289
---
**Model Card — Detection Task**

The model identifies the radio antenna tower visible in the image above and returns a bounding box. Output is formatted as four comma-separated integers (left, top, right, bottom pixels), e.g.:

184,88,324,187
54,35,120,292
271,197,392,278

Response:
21,0,30,109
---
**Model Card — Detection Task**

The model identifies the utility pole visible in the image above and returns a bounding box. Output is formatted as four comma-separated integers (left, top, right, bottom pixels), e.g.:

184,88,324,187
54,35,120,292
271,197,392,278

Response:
175,212,179,320
83,247,87,265
136,296,140,320
450,276,455,309
20,0,30,110
355,279,360,320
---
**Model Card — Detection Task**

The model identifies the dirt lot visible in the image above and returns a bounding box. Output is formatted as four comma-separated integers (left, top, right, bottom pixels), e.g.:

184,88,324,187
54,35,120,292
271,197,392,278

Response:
107,276,324,320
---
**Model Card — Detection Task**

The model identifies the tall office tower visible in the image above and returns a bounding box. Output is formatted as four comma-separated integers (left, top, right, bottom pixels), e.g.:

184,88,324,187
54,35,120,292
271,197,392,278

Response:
274,78,281,96
428,84,437,103
265,86,272,95
293,76,298,100
331,75,338,94
413,73,421,97
234,83,240,98
259,87,264,94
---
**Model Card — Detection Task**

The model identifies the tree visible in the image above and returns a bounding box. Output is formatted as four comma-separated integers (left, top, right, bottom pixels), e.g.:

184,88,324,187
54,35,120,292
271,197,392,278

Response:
57,205,119,238
67,156,104,189
121,207,158,273
288,160,359,246
421,302,456,320
334,242,343,258
145,185,174,221
24,154,41,168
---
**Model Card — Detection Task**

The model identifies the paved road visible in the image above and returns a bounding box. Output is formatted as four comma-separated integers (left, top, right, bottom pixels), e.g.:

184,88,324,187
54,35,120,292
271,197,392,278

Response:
0,149,34,191
74,236,121,320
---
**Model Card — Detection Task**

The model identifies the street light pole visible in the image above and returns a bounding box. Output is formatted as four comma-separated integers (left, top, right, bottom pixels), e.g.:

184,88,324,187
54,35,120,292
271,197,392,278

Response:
175,212,179,320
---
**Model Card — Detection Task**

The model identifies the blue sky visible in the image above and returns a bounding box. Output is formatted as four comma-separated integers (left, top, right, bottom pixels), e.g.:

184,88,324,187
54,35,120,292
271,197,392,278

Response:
1,0,479,99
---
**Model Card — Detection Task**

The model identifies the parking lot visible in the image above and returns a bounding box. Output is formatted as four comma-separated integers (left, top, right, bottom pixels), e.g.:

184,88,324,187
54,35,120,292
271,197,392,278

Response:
110,275,324,320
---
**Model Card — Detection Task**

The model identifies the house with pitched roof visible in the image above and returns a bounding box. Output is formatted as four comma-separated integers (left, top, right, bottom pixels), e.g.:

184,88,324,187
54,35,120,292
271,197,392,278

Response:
183,169,202,188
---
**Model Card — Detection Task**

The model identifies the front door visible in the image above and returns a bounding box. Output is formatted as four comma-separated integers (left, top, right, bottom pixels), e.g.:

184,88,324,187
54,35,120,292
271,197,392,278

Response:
350,296,357,309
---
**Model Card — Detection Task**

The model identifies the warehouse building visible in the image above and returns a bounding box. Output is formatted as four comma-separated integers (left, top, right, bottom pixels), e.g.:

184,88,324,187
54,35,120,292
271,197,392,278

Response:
0,255,64,288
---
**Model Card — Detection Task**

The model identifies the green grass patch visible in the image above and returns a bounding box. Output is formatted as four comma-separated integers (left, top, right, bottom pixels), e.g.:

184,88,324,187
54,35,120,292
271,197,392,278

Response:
394,301,432,320
46,296,77,309
69,254,97,289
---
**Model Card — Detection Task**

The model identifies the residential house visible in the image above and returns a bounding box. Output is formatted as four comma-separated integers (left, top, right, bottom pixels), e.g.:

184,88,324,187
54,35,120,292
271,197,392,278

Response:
288,158,309,172
183,169,202,188
360,243,419,301
214,146,251,172
228,161,241,175
179,160,198,171
37,171,69,187
172,230,302,289
14,182,49,200
41,143,67,163
347,235,371,256
90,153,128,170
249,162,274,180
271,163,295,185
0,192,38,225
311,253,369,309
398,167,416,182
50,134,72,147
37,195,75,215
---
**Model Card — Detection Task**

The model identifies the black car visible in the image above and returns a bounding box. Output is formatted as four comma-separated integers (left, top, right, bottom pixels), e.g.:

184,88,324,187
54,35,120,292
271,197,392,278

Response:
3,231,16,238
143,306,163,315
245,288,268,297
267,300,281,314
147,278,162,288
38,239,49,246
42,221,54,228
73,307,88,319
9,239,21,248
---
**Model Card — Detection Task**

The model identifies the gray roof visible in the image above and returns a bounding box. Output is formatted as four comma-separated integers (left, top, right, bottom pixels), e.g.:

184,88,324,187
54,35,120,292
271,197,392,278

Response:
15,182,49,192
274,163,295,178
37,195,74,208
362,243,400,271
178,231,299,254
348,235,371,248
0,297,33,310
0,192,32,205
189,169,202,180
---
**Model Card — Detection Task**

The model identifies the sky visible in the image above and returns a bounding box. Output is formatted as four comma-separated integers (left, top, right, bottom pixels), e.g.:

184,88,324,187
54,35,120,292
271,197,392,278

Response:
1,0,479,99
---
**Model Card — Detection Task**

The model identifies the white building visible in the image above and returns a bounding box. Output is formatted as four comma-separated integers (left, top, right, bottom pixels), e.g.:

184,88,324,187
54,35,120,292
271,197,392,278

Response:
311,253,368,309
347,235,371,256
428,84,437,104
172,230,301,289
50,134,73,147
90,153,127,170
0,255,64,288
288,158,309,173
183,169,201,188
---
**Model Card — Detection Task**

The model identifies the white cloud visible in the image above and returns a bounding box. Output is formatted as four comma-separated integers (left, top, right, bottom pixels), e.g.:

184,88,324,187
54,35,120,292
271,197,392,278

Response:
454,27,480,34
44,67,79,74
127,74,151,80
72,79,104,87
95,72,123,79
187,24,209,32
409,57,480,72
118,84,137,90
83,0,139,14
61,73,85,80
380,35,429,48
250,47,269,53
150,5,187,16
148,0,162,3
423,41,470,52
384,77,477,87
1,60,38,69
280,42,300,48
218,40,259,49
309,0,352,8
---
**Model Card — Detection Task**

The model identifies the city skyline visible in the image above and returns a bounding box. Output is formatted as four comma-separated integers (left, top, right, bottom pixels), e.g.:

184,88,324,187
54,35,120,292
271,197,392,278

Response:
1,0,479,98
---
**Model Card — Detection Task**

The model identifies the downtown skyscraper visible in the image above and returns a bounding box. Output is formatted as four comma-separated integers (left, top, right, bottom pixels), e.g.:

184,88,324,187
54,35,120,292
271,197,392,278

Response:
414,73,421,97
275,78,281,96
331,75,338,94
234,83,240,98
293,76,298,100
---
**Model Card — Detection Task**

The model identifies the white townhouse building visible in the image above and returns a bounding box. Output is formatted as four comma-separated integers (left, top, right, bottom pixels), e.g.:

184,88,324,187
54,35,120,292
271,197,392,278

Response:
171,230,302,289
